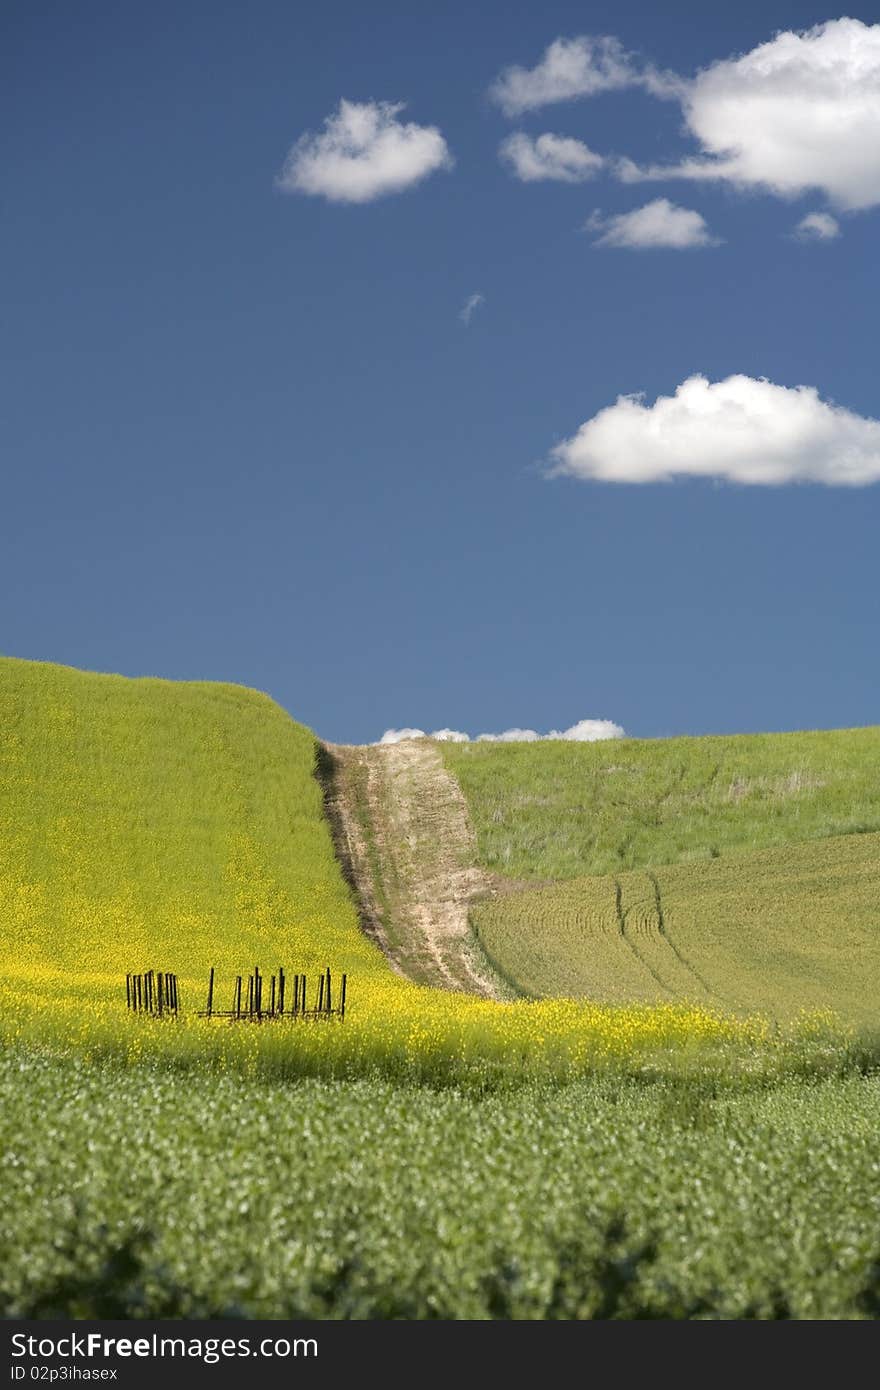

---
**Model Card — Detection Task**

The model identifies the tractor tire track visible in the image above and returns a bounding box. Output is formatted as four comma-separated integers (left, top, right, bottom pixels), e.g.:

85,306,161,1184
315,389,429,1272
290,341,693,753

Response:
614,879,674,997
645,871,719,1001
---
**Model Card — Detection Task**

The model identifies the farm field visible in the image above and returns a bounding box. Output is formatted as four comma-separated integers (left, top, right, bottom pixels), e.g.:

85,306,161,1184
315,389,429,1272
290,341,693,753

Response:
3,656,880,1320
442,728,880,880
472,833,880,1023
2,656,818,1085
4,1049,880,1320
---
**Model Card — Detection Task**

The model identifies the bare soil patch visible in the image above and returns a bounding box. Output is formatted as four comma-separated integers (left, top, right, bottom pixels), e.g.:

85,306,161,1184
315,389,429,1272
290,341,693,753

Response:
319,739,517,998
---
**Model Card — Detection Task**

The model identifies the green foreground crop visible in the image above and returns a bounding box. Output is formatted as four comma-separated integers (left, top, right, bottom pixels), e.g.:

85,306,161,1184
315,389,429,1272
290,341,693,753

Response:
3,1049,880,1319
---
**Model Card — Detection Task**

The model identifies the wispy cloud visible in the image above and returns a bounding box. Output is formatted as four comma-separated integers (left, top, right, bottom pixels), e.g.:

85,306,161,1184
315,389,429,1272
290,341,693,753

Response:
793,212,841,242
489,35,681,116
500,132,603,183
550,375,880,486
277,99,452,203
460,292,485,325
587,199,719,249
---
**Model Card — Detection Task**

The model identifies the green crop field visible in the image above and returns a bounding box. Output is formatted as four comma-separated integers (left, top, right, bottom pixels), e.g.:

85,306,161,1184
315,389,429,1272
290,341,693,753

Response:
4,1049,880,1320
473,832,880,1023
442,728,880,880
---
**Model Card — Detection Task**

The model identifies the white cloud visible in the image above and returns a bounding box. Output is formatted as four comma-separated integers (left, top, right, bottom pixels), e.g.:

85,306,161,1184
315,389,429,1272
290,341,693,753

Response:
617,19,880,212
500,131,604,183
551,374,880,487
276,99,452,204
378,720,625,744
460,292,485,325
551,719,626,742
378,727,470,743
794,211,841,241
477,719,625,742
489,35,681,116
476,728,540,743
587,198,719,249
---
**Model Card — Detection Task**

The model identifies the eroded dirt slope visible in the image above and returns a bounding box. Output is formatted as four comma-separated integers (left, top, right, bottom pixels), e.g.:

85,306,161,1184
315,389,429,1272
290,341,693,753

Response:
320,739,516,998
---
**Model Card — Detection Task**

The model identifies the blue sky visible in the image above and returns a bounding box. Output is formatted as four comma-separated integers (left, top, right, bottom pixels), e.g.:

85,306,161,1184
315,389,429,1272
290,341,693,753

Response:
3,1,879,742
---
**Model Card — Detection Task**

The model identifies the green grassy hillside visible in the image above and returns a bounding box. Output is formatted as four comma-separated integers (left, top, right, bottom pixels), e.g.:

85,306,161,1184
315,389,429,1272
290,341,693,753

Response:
473,832,880,1024
0,656,375,1007
443,728,880,880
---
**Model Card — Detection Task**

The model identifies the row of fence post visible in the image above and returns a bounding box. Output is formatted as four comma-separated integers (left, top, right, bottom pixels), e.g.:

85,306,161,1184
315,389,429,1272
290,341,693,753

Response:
126,970,179,1017
204,965,346,1021
125,966,346,1021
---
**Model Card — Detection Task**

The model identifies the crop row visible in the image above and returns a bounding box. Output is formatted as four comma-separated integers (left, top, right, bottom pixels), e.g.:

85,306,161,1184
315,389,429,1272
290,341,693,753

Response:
4,1049,880,1319
472,830,880,1028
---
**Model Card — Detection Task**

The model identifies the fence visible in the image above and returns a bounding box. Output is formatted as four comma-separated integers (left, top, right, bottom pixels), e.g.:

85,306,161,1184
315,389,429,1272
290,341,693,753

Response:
199,965,346,1021
124,966,346,1022
125,970,180,1017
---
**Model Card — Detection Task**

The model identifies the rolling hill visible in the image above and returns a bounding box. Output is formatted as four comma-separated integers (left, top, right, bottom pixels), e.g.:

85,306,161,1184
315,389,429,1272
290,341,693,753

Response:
472,831,880,1024
442,727,880,879
0,655,380,1013
1,658,879,1321
441,728,880,1024
4,657,766,1085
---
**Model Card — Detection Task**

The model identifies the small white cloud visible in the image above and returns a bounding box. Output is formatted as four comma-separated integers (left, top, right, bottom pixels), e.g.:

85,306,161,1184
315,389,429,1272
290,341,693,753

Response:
587,198,719,249
477,728,541,743
551,374,880,486
550,719,627,742
477,721,625,742
460,293,485,325
277,99,452,204
500,132,604,183
377,719,626,744
489,35,680,116
794,212,841,242
616,19,880,212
